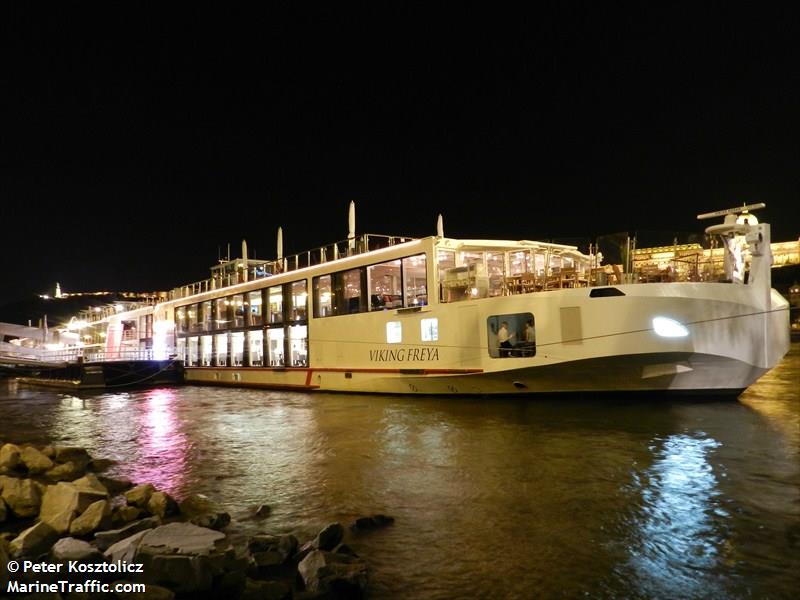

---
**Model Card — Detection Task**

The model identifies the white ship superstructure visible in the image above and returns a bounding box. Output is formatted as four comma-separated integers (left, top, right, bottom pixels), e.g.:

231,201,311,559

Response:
94,202,789,395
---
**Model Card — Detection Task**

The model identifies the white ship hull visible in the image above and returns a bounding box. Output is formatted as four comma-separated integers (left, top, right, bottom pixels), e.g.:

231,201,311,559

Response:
182,282,790,395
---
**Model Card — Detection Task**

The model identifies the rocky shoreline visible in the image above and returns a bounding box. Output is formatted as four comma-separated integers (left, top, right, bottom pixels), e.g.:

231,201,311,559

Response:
1,441,393,599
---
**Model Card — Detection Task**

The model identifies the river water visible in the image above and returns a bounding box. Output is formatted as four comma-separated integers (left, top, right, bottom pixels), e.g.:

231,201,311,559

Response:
2,344,798,599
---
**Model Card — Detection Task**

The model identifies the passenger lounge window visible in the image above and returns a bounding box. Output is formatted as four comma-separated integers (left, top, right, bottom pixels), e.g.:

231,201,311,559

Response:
487,313,535,358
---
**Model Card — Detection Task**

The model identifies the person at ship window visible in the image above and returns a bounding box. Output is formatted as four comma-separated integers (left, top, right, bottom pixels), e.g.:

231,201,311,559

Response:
498,321,514,357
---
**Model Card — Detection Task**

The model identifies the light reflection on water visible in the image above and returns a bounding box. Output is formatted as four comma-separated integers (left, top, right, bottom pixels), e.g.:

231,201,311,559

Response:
0,344,798,598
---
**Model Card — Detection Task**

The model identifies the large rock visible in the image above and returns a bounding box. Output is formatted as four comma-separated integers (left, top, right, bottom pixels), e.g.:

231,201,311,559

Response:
9,521,58,557
178,494,230,530
248,534,298,569
350,514,395,533
112,505,142,526
125,483,156,508
45,460,86,482
95,516,161,551
69,499,110,536
113,523,234,594
147,491,178,519
51,537,104,563
20,446,54,474
0,497,7,523
241,578,291,600
0,443,21,471
54,446,91,467
73,472,109,494
99,475,134,494
314,522,345,551
105,530,150,563
39,482,108,528
298,549,368,596
1,476,42,518
139,522,226,556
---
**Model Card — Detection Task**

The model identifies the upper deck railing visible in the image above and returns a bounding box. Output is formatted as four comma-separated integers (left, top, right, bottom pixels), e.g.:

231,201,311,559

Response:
168,233,416,301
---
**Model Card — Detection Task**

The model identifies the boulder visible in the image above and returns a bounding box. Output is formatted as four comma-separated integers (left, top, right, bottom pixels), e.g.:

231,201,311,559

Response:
125,483,156,508
100,475,134,494
138,522,226,556
88,457,116,472
73,472,109,494
45,460,86,481
54,446,91,467
69,499,111,536
39,482,108,525
45,507,77,535
178,494,230,530
112,505,142,526
314,522,345,551
105,530,150,563
116,523,233,594
147,491,178,519
40,445,56,458
1,476,42,518
298,549,368,596
9,521,58,557
350,514,395,533
241,578,292,600
248,534,298,569
51,537,104,563
21,446,55,474
0,497,7,523
95,516,161,551
0,443,21,471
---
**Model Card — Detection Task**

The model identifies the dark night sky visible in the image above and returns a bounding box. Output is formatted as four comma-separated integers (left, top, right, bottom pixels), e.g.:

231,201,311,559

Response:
2,4,799,307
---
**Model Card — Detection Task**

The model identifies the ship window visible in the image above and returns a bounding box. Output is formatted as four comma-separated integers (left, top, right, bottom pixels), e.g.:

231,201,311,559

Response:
214,298,230,330
215,333,228,366
176,337,186,363
248,330,263,366
487,313,535,358
368,259,402,310
289,324,308,366
314,275,333,317
487,252,505,297
232,294,246,328
188,336,199,366
176,307,187,333
403,254,427,306
201,301,213,331
421,318,438,342
247,291,263,326
290,280,308,321
187,304,200,333
231,331,245,366
267,328,284,366
386,321,402,344
268,285,283,323
200,335,212,366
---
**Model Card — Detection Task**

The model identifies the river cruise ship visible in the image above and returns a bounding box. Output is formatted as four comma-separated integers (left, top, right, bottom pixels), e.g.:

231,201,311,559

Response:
83,203,791,395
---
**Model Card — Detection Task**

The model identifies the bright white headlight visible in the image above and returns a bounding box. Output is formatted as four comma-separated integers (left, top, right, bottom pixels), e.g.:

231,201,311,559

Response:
652,316,689,338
